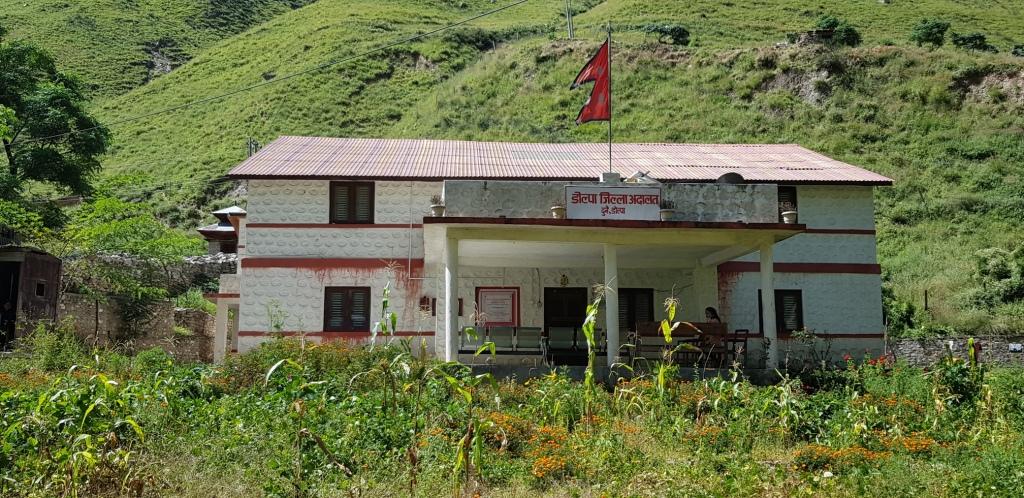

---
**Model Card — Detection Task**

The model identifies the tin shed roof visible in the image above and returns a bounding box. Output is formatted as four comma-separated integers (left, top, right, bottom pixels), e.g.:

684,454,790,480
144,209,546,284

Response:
228,136,892,185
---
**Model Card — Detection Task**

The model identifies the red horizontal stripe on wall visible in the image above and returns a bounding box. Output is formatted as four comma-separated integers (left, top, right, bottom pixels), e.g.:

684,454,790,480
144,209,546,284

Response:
718,262,881,274
246,223,423,229
241,258,425,270
203,293,239,299
804,228,876,235
238,331,434,338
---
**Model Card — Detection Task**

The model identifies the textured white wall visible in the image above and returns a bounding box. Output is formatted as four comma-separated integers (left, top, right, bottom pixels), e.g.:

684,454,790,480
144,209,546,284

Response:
796,185,876,230
736,234,878,264
720,272,884,335
246,227,423,258
246,180,439,224
237,267,433,334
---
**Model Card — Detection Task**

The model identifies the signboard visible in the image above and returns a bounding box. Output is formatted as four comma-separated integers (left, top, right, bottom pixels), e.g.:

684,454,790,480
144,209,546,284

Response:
565,185,661,220
475,287,519,327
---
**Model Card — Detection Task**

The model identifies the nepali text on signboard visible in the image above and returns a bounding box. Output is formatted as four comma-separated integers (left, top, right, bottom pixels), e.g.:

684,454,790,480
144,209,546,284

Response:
565,186,662,220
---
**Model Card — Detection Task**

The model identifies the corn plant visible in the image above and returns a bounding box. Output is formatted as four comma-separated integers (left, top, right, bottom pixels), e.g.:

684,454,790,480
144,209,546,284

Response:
443,368,496,498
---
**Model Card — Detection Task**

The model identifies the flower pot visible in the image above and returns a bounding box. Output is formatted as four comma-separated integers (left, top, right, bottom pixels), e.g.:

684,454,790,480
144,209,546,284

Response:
430,204,446,217
781,210,798,224
550,206,566,219
659,209,675,221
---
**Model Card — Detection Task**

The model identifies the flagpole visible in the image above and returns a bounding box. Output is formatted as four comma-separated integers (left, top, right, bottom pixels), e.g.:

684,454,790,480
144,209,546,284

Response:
607,22,613,174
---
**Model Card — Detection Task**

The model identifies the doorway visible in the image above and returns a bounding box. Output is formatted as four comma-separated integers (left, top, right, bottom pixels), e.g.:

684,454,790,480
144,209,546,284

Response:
0,262,18,350
543,287,588,365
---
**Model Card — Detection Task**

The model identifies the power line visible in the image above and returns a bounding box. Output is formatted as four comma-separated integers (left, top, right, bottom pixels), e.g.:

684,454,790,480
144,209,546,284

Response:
19,0,530,145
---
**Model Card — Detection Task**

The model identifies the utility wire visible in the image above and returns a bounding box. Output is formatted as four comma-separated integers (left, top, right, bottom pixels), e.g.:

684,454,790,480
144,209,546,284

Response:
19,0,530,145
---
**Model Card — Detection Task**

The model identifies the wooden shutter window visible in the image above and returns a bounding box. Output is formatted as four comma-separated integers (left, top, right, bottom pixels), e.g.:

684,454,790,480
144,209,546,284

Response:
758,289,804,335
330,182,374,224
618,288,654,330
776,290,803,333
324,287,371,332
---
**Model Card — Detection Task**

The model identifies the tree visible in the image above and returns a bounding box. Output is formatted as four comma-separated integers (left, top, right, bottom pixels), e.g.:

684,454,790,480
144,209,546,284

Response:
816,15,861,47
910,19,950,48
55,197,204,337
951,32,998,53
0,25,109,200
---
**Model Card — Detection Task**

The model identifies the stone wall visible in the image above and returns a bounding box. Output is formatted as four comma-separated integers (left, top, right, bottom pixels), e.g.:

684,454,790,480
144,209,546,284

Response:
889,336,1024,367
57,293,214,362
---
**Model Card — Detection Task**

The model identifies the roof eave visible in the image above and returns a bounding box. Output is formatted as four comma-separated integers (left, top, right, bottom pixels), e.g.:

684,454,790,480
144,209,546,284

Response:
227,173,892,186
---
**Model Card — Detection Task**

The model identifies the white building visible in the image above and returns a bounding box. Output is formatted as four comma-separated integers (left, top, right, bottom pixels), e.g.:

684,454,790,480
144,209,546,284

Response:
209,136,892,369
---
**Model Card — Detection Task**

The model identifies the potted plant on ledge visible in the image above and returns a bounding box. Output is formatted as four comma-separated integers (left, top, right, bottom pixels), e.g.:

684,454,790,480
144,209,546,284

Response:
550,201,566,219
780,200,798,224
430,194,446,217
659,200,675,221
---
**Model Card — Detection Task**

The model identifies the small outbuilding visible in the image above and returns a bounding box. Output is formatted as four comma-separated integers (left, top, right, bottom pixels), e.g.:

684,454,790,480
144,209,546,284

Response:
0,245,62,348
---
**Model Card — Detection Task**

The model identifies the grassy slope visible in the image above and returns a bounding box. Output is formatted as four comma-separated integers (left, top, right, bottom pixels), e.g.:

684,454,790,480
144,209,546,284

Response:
13,0,1024,331
0,0,317,97
94,0,579,220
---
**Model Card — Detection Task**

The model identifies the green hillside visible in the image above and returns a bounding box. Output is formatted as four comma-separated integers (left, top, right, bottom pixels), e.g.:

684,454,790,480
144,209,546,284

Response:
8,0,1024,333
0,0,317,97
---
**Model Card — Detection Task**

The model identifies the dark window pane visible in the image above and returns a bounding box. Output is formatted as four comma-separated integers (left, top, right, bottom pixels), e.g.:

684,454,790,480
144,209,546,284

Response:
351,289,369,330
330,182,374,224
332,186,350,222
354,185,372,222
324,287,372,332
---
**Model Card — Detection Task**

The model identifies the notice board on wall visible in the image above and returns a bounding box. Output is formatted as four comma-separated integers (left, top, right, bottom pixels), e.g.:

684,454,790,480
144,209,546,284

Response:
475,287,519,327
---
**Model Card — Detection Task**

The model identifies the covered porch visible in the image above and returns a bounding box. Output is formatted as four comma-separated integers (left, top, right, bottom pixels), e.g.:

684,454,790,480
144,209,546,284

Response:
423,217,804,370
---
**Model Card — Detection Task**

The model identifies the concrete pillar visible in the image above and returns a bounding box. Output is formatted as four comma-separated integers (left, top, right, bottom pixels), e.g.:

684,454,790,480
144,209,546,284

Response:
693,264,719,316
760,241,778,369
214,299,229,363
603,244,619,367
444,236,459,362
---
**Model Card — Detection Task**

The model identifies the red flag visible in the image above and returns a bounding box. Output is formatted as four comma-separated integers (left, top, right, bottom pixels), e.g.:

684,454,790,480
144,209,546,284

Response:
571,40,610,125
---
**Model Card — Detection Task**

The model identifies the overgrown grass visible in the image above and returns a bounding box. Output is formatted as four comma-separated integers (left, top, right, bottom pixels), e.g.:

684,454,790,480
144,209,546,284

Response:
172,288,216,315
2,326,1023,497
0,0,318,97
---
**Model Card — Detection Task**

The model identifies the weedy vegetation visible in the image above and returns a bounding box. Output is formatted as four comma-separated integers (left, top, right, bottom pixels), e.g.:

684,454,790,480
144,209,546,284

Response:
2,315,1023,496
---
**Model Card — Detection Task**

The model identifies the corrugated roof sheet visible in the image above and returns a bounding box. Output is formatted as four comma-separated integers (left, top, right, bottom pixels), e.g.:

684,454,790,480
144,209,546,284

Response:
227,136,892,185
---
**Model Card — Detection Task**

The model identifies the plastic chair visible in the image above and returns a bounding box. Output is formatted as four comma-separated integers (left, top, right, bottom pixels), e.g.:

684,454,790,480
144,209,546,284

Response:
516,327,543,352
547,326,576,351
490,326,515,351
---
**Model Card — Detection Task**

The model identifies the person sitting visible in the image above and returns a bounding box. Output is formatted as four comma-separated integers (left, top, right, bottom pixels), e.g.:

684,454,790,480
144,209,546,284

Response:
704,306,722,323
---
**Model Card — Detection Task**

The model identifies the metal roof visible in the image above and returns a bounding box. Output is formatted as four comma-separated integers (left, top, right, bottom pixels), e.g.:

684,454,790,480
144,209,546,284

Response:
228,136,892,185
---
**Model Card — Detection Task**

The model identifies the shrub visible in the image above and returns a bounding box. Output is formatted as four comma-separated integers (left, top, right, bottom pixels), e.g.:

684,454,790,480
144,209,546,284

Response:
816,15,861,47
951,32,998,53
642,24,690,46
910,19,950,48
172,288,216,314
132,347,174,377
442,27,499,51
1013,44,1024,57
21,320,86,372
